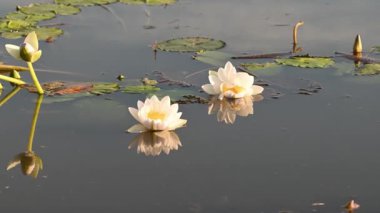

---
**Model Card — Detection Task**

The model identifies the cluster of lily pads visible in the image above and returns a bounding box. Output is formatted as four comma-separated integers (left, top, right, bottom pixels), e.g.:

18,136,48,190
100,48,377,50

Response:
0,0,176,40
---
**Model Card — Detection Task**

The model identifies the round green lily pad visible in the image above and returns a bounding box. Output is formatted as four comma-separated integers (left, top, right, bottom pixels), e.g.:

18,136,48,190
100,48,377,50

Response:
123,85,160,94
119,0,176,5
1,31,24,39
6,11,56,22
1,27,64,40
357,64,380,75
18,3,81,16
55,0,117,6
275,57,334,68
241,63,279,71
156,37,226,52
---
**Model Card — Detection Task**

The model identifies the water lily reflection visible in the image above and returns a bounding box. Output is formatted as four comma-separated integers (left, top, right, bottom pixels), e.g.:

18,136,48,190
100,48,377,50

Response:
6,151,43,178
208,95,263,124
6,95,44,178
129,131,182,156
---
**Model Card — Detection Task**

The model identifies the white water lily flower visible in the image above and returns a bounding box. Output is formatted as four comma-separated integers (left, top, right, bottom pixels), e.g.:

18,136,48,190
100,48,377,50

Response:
127,95,187,133
202,61,264,99
5,31,42,63
128,131,182,156
208,95,263,124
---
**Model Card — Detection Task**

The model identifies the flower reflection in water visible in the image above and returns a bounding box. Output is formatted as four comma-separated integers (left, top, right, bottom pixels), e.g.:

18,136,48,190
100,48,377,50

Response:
128,131,182,156
6,95,44,178
208,95,263,124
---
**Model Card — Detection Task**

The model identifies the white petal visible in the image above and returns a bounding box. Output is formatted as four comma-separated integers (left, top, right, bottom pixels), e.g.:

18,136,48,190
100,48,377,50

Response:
127,124,148,133
202,84,218,95
5,44,21,60
137,100,144,109
160,96,171,111
128,107,140,122
24,31,39,51
251,85,264,95
236,72,253,87
30,50,42,63
168,119,187,130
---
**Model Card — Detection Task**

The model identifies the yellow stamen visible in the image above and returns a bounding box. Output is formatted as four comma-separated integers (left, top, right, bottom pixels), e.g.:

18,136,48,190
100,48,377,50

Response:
147,111,166,121
222,85,245,94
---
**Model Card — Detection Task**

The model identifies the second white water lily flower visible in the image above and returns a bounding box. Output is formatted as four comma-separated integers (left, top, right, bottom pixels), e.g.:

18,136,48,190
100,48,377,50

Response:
202,61,264,99
127,95,187,133
5,31,42,63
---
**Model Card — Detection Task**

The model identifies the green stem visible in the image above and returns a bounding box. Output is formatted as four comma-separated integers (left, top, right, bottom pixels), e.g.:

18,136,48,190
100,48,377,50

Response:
0,87,21,107
27,62,44,95
27,95,43,152
0,74,26,85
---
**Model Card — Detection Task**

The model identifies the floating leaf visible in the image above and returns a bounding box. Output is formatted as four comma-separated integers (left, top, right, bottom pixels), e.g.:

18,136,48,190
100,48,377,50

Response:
90,82,120,95
6,11,55,22
123,85,160,94
370,46,380,53
6,19,34,30
193,51,233,66
157,37,226,52
357,63,380,75
240,62,281,76
241,63,279,71
275,57,334,68
119,0,176,5
33,27,64,40
1,31,24,39
55,0,117,6
18,3,81,16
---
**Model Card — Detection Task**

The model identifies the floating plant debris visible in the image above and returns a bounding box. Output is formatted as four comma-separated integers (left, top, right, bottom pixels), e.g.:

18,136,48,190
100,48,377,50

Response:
55,0,117,6
119,0,177,5
275,56,334,68
156,37,226,52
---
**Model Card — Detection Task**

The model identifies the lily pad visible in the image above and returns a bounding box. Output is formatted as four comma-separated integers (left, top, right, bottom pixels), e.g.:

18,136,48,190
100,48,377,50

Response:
240,62,281,76
1,27,64,40
33,27,64,40
357,64,380,75
193,51,233,66
6,11,56,22
90,82,120,95
1,31,25,39
18,3,81,16
241,63,279,71
157,37,226,52
55,0,117,6
5,19,34,30
275,57,334,68
119,0,176,5
123,85,160,94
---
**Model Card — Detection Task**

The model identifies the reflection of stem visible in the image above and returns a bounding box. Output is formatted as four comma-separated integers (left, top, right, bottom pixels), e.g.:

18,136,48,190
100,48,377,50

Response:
27,62,44,95
0,87,21,107
0,74,26,85
27,95,43,152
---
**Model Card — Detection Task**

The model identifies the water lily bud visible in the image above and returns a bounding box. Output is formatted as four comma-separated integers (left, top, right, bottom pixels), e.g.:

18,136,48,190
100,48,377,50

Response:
19,43,35,62
353,34,362,55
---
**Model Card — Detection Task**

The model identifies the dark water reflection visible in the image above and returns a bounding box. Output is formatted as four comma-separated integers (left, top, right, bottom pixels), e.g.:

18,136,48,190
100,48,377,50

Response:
1,0,380,212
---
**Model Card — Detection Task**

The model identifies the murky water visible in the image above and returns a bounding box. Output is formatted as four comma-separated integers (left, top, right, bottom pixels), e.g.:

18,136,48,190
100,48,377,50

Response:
1,0,380,212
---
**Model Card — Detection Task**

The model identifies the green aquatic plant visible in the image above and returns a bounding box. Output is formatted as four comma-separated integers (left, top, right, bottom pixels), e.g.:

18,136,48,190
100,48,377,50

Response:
5,31,44,94
18,3,81,16
156,37,226,52
241,62,279,72
275,56,334,68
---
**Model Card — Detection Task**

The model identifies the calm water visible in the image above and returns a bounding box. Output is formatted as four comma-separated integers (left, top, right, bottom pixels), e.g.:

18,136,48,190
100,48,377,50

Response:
1,0,380,212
